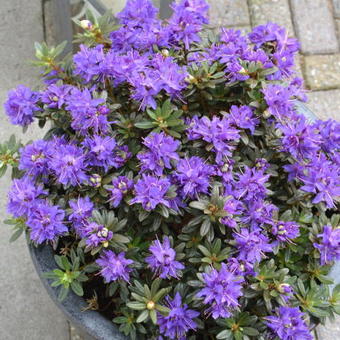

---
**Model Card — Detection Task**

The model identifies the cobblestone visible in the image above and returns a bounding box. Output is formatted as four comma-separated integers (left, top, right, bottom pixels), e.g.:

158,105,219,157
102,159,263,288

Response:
316,317,340,339
290,0,339,54
334,0,340,19
207,0,250,27
248,0,294,36
304,54,340,90
307,89,340,120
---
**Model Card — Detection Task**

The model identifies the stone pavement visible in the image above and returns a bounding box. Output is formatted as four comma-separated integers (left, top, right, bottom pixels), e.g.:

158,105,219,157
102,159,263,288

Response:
0,0,339,340
0,0,69,339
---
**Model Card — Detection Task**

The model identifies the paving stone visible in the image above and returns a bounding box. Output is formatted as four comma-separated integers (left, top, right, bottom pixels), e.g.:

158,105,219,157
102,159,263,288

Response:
316,317,340,339
334,0,340,19
304,54,340,90
0,1,69,339
207,0,250,27
290,0,339,54
248,0,294,36
306,89,340,120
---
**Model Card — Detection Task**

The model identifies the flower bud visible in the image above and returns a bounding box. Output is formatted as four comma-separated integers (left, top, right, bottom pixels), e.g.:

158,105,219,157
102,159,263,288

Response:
80,20,93,31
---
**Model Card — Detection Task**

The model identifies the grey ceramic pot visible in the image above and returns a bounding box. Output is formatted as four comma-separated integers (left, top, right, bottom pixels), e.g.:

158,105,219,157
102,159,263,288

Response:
29,243,127,340
28,102,340,340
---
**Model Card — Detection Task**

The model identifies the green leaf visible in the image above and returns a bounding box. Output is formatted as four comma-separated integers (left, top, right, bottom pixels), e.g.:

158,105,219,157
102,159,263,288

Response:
58,286,69,301
134,121,155,129
71,281,84,296
9,228,24,242
136,310,149,323
216,329,232,339
242,327,259,336
149,309,157,324
200,219,211,237
127,302,146,310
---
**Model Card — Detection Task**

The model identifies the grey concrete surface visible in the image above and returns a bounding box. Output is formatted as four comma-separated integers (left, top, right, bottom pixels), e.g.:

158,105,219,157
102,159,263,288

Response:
0,0,69,339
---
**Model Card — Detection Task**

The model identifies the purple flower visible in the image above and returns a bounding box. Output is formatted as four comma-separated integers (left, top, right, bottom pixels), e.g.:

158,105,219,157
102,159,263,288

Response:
233,228,273,264
73,44,105,83
84,222,113,248
50,143,88,186
157,293,199,340
279,116,321,158
221,197,243,228
272,221,300,243
19,140,53,177
41,84,71,109
108,176,133,207
313,225,340,265
27,201,67,244
187,115,239,163
146,237,184,279
137,132,180,175
241,200,277,228
112,145,132,168
168,0,209,49
229,105,259,134
66,87,109,135
130,175,171,211
265,306,312,340
197,263,243,319
227,258,255,276
96,250,133,283
174,157,215,198
299,155,340,209
263,84,295,120
82,135,118,171
236,167,270,202
7,177,47,217
68,197,94,237
4,85,40,126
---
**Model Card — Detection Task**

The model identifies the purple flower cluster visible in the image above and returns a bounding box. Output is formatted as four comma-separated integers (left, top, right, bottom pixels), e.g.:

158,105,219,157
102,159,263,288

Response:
197,263,243,319
146,237,184,279
265,306,312,340
174,157,215,198
108,176,133,208
313,225,340,265
130,175,171,211
138,132,180,175
187,114,240,164
96,250,133,283
157,293,199,340
4,85,40,126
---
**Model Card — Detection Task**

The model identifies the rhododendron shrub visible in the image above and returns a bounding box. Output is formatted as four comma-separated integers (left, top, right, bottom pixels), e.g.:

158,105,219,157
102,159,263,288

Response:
2,0,340,339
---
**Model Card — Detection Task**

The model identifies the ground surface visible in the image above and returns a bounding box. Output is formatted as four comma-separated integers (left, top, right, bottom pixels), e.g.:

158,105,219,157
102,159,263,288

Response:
0,0,339,339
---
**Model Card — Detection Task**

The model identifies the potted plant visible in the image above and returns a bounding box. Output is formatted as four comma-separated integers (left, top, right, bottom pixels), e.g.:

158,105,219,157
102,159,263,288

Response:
2,0,340,339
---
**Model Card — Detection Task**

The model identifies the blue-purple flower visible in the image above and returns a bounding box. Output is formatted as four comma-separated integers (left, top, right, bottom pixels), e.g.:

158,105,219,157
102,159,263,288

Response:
174,157,215,198
272,221,300,243
137,132,180,175
313,225,340,265
197,263,243,319
96,250,133,282
27,201,67,244
84,222,113,248
157,293,199,340
4,85,40,126
108,176,133,207
50,142,88,186
233,228,273,264
66,87,109,135
265,306,312,340
19,140,53,177
145,237,184,279
68,197,94,237
130,175,171,211
7,177,47,217
41,84,71,109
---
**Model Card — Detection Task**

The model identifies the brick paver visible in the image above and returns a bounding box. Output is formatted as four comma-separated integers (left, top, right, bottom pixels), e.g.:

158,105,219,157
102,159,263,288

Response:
290,0,339,54
248,0,294,36
307,89,340,121
334,0,340,18
304,54,340,90
207,0,250,27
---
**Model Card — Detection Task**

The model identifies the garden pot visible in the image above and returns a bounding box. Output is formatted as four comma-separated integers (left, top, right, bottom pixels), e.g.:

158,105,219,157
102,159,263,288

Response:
27,102,340,340
28,243,127,340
